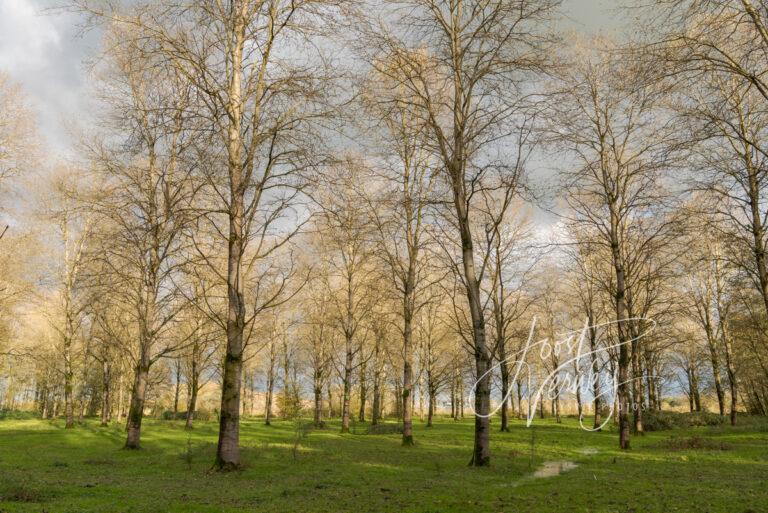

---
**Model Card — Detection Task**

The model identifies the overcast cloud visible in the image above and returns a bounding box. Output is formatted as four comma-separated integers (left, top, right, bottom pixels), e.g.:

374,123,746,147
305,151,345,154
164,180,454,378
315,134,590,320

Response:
0,0,99,154
0,0,618,157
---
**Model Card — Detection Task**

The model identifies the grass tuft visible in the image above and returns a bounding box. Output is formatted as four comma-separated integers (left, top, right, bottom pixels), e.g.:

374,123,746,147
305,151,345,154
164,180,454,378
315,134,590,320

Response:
0,485,49,503
656,435,733,451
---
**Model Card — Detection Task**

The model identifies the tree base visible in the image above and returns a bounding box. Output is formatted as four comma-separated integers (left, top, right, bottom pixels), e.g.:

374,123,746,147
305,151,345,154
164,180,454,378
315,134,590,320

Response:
402,435,415,446
469,455,490,467
214,461,240,472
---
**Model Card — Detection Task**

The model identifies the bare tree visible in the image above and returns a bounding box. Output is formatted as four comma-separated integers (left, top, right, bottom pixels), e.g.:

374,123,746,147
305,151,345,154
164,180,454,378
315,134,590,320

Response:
77,0,345,469
315,160,378,434
414,294,455,427
485,210,536,431
357,0,558,465
360,66,441,444
42,171,94,429
178,296,219,430
678,206,741,424
85,29,197,448
546,41,680,448
650,1,768,105
300,278,337,427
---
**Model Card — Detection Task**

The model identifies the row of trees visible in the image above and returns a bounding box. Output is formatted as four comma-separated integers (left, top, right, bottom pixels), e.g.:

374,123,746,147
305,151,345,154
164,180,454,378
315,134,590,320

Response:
1,0,768,469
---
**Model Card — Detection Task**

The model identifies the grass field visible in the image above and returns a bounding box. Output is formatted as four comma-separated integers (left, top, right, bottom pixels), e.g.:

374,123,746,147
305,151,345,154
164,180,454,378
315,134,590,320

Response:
1,414,767,512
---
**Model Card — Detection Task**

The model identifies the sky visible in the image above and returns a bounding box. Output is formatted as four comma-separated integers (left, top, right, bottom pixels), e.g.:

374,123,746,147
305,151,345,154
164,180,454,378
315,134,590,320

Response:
0,0,623,156
0,0,101,153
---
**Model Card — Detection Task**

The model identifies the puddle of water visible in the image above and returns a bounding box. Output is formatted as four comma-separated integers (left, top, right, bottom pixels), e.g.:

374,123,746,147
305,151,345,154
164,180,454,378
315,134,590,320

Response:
579,447,599,455
533,460,578,478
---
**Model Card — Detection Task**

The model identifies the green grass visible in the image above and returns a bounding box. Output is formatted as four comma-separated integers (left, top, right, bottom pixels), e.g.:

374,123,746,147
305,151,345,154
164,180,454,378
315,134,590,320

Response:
0,414,767,512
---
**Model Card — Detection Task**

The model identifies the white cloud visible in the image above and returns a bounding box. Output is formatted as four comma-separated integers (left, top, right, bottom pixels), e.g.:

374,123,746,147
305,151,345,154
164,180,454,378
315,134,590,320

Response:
0,0,61,74
0,0,99,154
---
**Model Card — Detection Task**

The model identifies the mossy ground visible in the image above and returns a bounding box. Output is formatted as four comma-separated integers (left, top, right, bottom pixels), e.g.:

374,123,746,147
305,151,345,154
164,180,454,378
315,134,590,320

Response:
0,414,766,512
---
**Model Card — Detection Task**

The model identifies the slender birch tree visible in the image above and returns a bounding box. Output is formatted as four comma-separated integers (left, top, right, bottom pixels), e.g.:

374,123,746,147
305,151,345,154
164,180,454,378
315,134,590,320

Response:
357,0,558,465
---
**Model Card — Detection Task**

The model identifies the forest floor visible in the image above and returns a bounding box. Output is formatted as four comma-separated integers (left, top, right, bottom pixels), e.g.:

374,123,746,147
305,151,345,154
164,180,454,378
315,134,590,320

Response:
0,414,766,512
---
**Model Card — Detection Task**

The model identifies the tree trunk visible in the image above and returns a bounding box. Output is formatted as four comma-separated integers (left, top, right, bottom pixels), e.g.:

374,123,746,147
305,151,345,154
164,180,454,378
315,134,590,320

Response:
575,370,583,420
185,369,199,430
77,349,89,423
688,367,695,412
402,311,414,445
281,340,291,419
418,376,424,422
313,386,323,427
173,359,181,415
646,371,656,411
587,318,601,430
499,348,510,432
427,387,435,427
722,330,738,426
241,371,249,418
41,388,49,420
100,360,111,427
216,310,243,470
78,391,88,423
454,203,491,464
707,334,726,416
471,341,492,467
63,339,75,429
692,367,702,411
265,361,275,426
371,358,381,426
358,359,367,422
632,351,643,432
125,363,149,449
746,159,768,320
214,14,247,471
611,225,631,450
450,377,456,419
116,372,124,419
341,341,353,433
645,352,658,412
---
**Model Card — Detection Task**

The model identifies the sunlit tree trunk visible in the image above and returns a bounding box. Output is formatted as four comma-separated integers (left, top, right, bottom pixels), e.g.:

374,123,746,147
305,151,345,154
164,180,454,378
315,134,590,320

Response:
590,320,602,431
100,360,111,427
371,336,382,426
358,359,367,422
341,339,353,433
499,344,510,432
402,308,414,444
313,385,323,427
265,347,276,426
173,359,181,416
185,354,200,430
125,360,149,449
